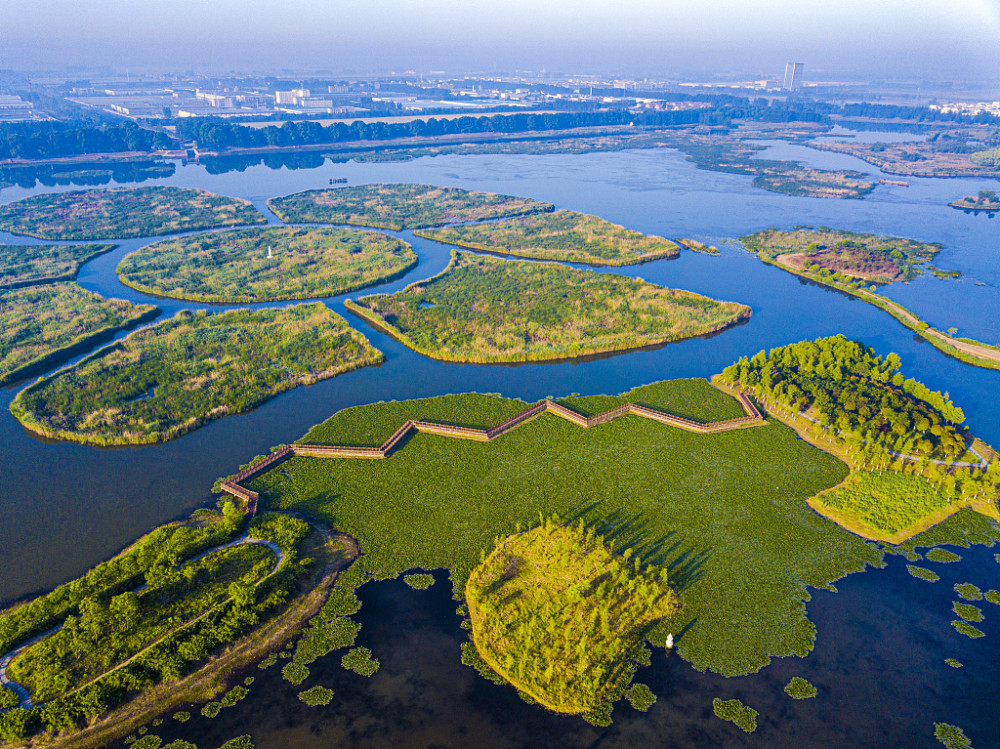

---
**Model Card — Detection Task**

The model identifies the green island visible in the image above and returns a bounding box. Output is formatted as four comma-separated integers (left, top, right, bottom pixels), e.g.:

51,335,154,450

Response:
950,190,1000,212
719,335,1000,543
464,520,679,718
0,243,116,289
0,283,159,386
414,210,680,266
908,565,940,582
712,697,758,733
346,251,749,363
927,548,963,564
676,238,720,255
0,503,356,746
810,137,1000,179
784,677,817,699
268,183,553,231
0,186,265,240
10,304,382,445
955,583,983,601
116,226,417,303
935,722,974,749
298,686,334,706
740,228,1000,372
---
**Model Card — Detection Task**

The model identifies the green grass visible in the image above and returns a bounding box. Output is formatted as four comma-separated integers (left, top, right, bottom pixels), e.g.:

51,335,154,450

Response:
0,187,264,240
268,183,552,231
935,722,974,748
248,379,882,678
784,677,818,699
953,602,984,623
928,549,963,564
281,662,309,685
415,210,680,266
348,251,749,363
952,620,985,639
814,471,953,536
908,565,940,582
624,683,656,711
403,573,435,590
0,686,19,710
0,282,158,385
897,511,1000,554
955,583,983,601
117,226,417,303
11,304,382,445
341,647,379,676
298,686,334,706
945,658,963,668
465,522,679,714
0,243,116,289
712,698,758,733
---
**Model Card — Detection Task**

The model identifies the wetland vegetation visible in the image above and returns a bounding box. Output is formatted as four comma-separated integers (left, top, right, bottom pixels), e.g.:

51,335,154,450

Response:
347,252,749,363
0,187,264,240
0,243,115,289
712,698,758,733
268,183,552,230
0,283,158,385
950,190,999,212
415,210,680,266
117,226,417,303
11,304,382,445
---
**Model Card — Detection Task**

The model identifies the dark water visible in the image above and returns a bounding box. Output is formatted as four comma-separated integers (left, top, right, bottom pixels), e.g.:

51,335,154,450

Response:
2,135,1000,747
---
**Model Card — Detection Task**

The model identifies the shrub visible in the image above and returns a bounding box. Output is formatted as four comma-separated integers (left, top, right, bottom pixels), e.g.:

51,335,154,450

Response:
282,662,310,685
934,722,973,748
784,677,818,699
201,702,222,718
713,698,758,733
625,683,657,711
298,686,335,706
403,573,435,590
172,711,191,723
341,647,380,676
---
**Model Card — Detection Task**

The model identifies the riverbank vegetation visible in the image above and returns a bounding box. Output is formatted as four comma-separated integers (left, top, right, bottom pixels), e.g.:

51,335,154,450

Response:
0,243,115,289
0,187,265,240
465,521,679,717
246,378,885,680
11,304,382,445
0,283,158,385
347,252,749,363
268,184,552,231
950,190,999,212
117,226,417,303
415,211,680,266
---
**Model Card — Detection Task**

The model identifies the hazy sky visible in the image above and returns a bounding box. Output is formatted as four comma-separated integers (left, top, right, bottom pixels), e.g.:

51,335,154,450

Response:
4,0,1000,80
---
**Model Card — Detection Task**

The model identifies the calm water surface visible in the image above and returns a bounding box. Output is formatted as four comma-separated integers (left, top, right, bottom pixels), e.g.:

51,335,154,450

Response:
1,137,998,747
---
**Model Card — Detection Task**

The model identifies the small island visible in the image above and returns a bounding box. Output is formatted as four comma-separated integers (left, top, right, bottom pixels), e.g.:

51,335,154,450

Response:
415,210,680,266
346,251,750,363
950,189,1000,212
0,243,116,289
0,186,265,240
0,283,158,385
117,226,417,303
10,304,382,445
465,520,679,719
268,183,553,231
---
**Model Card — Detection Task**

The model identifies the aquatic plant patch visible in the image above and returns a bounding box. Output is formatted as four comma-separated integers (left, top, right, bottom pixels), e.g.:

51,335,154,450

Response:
814,471,952,537
298,686,334,706
713,698,758,733
341,647,379,676
928,549,963,564
0,243,116,288
935,722,974,749
952,621,985,639
907,565,940,582
403,573,435,590
955,583,983,601
784,677,817,699
952,602,983,623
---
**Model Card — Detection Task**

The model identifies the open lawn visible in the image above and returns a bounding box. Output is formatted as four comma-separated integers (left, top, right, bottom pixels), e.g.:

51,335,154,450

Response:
248,378,882,678
117,226,417,303
0,283,158,385
415,210,680,266
0,187,264,240
268,183,552,231
11,304,382,445
0,243,116,288
466,522,679,715
347,252,750,363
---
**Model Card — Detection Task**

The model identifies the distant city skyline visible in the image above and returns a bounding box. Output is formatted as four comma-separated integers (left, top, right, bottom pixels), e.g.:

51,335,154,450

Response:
3,0,999,82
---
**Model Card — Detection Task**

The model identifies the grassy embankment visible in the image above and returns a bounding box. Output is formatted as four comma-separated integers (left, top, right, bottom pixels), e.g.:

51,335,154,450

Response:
268,183,553,231
0,243,116,289
117,226,417,303
676,238,720,255
741,229,1000,371
809,140,1000,179
465,522,679,718
346,251,749,363
414,210,680,266
248,378,884,680
950,192,1000,212
0,283,158,386
10,304,382,445
0,186,265,240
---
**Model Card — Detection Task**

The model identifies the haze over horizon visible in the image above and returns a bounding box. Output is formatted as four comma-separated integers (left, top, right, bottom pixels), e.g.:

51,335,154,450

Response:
5,0,1000,82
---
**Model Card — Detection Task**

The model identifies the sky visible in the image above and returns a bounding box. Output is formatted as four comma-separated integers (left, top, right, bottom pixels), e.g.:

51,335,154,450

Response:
3,0,1000,81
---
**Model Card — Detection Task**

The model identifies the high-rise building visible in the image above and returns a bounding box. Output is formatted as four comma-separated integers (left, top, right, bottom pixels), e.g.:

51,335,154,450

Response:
783,63,804,91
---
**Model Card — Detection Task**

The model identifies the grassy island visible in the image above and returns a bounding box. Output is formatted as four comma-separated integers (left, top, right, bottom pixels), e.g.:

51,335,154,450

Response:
245,377,886,679
0,243,116,289
0,186,265,240
741,229,1000,371
0,283,158,385
415,210,680,266
268,183,553,231
11,304,382,445
346,252,750,363
950,190,1000,212
465,521,679,716
117,226,417,303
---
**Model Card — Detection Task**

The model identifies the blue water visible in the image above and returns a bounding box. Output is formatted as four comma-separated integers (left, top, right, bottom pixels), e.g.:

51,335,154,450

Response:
1,136,999,747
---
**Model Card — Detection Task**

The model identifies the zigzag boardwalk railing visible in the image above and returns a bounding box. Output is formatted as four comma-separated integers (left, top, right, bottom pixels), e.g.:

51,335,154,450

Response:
220,391,765,505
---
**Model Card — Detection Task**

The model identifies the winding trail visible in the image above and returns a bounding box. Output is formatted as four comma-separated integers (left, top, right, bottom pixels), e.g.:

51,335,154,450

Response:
0,535,282,712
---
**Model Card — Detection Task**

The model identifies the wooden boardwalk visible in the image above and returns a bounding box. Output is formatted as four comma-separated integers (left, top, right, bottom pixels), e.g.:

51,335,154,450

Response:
220,391,765,506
